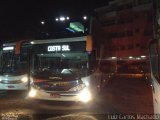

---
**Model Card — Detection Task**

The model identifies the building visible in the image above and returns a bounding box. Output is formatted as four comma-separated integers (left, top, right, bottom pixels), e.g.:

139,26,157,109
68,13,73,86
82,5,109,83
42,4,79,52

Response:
92,0,153,73
94,0,153,58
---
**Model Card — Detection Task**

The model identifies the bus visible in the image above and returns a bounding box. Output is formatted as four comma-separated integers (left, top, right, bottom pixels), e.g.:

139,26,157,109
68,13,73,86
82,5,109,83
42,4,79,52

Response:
0,41,29,90
27,36,103,103
149,0,160,114
150,39,160,114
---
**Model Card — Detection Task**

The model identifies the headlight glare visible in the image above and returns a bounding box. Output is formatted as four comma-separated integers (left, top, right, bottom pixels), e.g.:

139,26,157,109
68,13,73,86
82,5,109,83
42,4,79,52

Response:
85,81,90,86
28,88,37,98
21,77,28,83
79,88,92,103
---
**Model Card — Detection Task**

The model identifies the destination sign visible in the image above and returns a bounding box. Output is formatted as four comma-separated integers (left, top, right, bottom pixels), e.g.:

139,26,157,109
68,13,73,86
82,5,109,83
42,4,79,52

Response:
48,45,70,52
32,41,86,53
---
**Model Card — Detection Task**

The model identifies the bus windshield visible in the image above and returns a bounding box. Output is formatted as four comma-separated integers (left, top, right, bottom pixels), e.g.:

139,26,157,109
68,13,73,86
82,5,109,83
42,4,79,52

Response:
0,51,27,75
32,52,89,78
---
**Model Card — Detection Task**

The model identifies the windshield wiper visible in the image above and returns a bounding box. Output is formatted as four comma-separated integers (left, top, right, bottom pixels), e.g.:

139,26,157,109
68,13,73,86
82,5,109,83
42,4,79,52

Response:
68,69,75,74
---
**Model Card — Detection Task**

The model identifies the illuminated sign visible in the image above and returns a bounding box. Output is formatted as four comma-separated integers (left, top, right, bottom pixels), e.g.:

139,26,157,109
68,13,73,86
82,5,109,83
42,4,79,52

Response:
48,45,70,52
3,46,14,51
69,22,84,33
33,42,86,53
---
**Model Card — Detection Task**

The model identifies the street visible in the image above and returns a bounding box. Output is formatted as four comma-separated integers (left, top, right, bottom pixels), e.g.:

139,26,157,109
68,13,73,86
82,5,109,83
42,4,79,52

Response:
0,74,153,120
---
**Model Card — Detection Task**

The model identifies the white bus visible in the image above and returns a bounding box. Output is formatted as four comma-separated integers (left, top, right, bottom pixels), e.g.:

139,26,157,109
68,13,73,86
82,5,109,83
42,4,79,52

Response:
149,0,160,114
150,39,160,114
0,42,28,90
28,36,103,103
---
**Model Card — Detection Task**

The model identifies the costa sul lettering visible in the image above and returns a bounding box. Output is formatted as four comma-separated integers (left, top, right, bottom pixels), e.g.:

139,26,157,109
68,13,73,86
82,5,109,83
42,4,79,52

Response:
48,45,70,52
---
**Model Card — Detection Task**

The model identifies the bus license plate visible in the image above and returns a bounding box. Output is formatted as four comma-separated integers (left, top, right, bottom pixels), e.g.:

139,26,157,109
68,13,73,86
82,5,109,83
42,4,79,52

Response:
8,86,15,88
50,93,60,98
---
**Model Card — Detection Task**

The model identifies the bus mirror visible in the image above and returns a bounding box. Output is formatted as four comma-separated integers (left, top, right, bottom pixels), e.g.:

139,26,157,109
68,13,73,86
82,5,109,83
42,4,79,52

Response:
86,35,92,52
15,41,21,55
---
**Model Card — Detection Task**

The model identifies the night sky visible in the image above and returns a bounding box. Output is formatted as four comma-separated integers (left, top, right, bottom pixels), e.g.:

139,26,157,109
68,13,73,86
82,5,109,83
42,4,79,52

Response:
0,0,109,42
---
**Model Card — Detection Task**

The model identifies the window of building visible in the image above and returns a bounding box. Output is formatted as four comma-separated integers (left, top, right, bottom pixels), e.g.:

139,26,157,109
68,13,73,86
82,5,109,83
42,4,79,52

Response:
140,45,146,49
147,13,153,22
144,29,153,36
116,5,125,11
138,0,151,5
125,4,133,9
125,17,133,23
116,47,119,51
121,46,126,50
128,44,134,49
118,32,125,38
117,47,120,51
135,14,139,19
127,31,133,36
117,19,125,24
109,46,116,51
136,43,140,48
107,32,129,39
103,20,115,26
135,29,140,33
108,32,117,39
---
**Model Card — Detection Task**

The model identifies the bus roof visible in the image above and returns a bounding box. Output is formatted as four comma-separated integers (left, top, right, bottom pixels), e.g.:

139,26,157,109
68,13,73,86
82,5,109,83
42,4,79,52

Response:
30,36,87,45
3,42,16,47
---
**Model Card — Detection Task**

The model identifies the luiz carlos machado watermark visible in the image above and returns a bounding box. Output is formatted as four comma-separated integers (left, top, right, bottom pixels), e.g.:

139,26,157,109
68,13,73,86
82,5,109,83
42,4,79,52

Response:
1,113,18,120
0,113,32,120
107,114,160,120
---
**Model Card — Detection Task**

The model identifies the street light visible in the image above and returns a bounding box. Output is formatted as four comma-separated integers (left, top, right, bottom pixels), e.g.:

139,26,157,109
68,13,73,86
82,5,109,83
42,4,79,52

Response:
55,18,59,21
66,17,70,20
83,16,87,20
30,41,34,44
59,17,66,21
55,16,70,22
41,21,45,25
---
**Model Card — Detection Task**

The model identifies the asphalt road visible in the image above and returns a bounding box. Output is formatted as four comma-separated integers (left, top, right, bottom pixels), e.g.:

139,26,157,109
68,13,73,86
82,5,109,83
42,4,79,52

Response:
0,90,116,120
0,74,154,120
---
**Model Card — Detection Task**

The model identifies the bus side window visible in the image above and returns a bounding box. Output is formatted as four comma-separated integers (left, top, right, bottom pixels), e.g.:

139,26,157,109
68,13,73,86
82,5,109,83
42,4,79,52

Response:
150,43,160,82
158,44,160,78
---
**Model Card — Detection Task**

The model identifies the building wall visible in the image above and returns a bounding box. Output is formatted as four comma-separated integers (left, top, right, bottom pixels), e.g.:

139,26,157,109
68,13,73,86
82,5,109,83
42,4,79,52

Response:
94,0,153,59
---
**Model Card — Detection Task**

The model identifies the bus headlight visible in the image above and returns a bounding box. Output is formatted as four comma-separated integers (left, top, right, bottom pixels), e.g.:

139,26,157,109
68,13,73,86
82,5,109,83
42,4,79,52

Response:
85,81,90,86
78,88,92,103
21,77,28,83
28,88,37,98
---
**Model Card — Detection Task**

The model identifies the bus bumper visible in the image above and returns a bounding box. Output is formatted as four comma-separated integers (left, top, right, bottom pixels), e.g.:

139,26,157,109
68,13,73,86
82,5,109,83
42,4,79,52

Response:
28,87,92,103
0,83,28,90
